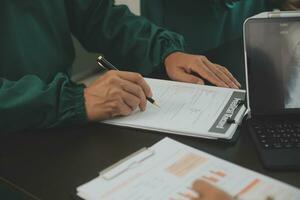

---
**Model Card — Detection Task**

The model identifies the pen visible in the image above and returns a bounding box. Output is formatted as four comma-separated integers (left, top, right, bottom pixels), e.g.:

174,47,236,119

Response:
97,56,159,107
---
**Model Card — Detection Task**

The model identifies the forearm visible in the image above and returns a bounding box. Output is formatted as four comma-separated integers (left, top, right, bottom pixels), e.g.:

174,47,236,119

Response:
0,73,87,134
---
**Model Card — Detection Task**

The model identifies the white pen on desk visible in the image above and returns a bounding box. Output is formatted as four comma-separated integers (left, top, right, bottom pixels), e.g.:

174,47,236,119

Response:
100,148,155,180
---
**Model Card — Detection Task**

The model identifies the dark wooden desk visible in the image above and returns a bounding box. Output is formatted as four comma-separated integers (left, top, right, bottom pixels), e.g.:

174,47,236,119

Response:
0,39,299,200
0,123,299,200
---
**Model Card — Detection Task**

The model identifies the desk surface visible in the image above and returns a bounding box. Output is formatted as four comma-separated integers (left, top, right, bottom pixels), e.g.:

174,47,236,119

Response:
0,123,300,200
0,39,299,200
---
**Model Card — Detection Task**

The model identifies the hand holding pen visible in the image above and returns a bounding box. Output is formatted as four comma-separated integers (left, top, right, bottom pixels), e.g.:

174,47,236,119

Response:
97,56,159,107
82,56,159,121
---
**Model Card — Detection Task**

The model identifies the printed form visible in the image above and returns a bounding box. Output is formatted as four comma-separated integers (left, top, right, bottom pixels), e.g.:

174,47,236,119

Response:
77,138,300,200
104,78,246,139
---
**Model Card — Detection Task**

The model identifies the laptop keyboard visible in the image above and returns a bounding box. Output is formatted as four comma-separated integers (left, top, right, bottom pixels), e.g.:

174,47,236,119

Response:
252,122,300,149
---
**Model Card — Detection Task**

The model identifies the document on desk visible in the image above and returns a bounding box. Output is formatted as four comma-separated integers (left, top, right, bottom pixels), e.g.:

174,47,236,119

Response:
103,78,246,140
77,138,300,200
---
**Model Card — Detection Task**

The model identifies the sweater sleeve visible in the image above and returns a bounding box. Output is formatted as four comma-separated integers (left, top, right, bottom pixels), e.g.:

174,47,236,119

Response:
65,0,185,75
0,73,87,134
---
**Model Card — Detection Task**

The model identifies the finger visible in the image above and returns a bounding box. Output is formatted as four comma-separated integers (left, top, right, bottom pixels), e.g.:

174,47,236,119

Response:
217,65,241,88
170,67,205,84
117,71,153,97
192,180,233,200
119,79,147,111
121,91,141,111
192,180,216,195
108,98,132,118
186,187,202,200
118,100,133,116
190,58,228,88
202,58,237,88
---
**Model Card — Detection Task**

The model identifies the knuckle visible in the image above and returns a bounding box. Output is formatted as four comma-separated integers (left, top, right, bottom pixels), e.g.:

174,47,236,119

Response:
120,106,131,116
138,86,144,96
136,73,143,79
124,109,131,116
107,70,116,76
200,55,207,60
111,89,122,97
109,99,124,116
107,111,115,119
134,86,144,98
132,72,139,77
111,101,119,109
134,97,141,105
216,70,223,76
135,73,144,83
140,98,146,105
216,68,225,76
141,96,147,104
226,69,233,75
189,77,197,83
107,76,118,85
129,98,139,108
222,66,229,72
195,58,204,66
132,105,138,111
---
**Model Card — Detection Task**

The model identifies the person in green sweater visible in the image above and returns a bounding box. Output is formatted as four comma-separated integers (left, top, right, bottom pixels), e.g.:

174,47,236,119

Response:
141,0,299,84
141,0,299,54
0,0,240,134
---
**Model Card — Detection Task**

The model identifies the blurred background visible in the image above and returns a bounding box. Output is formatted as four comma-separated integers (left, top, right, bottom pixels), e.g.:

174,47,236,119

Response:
71,0,140,82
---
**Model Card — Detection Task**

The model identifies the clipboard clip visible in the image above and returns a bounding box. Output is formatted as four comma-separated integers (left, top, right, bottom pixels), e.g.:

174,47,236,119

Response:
226,99,245,124
99,148,154,180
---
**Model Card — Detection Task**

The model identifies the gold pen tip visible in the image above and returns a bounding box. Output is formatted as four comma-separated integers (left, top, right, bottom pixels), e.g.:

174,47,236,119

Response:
152,102,160,108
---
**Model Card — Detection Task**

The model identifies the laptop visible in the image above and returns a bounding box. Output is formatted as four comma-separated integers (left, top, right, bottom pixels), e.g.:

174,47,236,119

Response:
244,11,300,170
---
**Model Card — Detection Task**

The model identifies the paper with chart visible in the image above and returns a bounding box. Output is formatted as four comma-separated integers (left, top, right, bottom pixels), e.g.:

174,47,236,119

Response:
77,138,300,200
104,78,246,139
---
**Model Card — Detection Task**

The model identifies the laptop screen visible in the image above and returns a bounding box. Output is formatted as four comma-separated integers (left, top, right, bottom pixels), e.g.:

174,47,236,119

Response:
245,18,300,115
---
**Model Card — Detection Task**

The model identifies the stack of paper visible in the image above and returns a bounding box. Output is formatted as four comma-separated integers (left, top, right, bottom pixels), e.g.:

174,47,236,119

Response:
77,138,300,200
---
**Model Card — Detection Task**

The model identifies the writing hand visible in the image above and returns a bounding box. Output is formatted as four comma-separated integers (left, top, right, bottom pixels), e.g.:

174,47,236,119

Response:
84,71,152,121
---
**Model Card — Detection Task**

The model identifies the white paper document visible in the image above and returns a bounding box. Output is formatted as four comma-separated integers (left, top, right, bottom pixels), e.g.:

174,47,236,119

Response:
104,78,246,139
77,138,300,200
